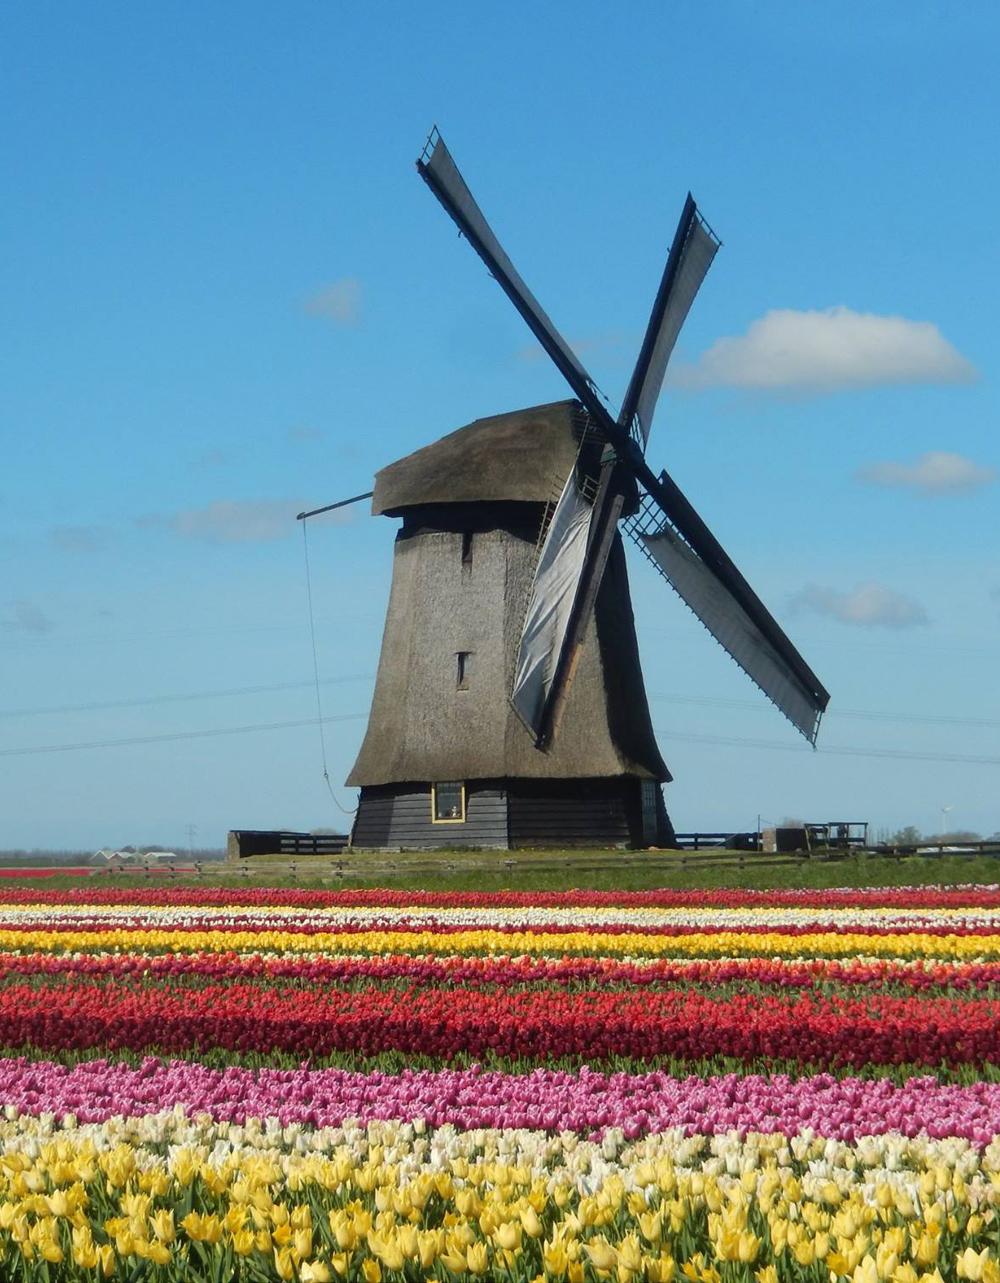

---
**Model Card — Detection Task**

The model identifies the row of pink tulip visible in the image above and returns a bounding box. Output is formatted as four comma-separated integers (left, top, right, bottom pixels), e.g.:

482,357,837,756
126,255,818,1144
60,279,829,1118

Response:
5,1056,1000,1144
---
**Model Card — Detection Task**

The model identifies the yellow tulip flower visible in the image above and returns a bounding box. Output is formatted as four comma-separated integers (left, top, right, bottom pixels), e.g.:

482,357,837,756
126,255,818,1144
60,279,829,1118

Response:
180,1211,224,1244
231,1229,255,1256
586,1237,619,1272
957,1248,992,1281
273,1246,296,1280
150,1207,175,1243
300,1263,333,1283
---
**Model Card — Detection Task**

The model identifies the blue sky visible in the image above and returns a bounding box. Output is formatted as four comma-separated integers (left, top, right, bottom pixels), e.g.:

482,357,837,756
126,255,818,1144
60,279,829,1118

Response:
2,1,998,850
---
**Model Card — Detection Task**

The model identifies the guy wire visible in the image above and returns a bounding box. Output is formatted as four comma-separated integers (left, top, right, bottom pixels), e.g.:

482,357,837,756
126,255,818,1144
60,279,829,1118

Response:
301,519,357,816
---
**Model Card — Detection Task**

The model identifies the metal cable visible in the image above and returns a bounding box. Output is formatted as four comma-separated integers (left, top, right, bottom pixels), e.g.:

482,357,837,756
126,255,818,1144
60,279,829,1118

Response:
301,520,357,816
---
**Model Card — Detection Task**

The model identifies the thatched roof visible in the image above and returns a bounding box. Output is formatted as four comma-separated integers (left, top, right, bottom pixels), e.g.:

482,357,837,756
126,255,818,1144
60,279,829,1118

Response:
372,400,588,515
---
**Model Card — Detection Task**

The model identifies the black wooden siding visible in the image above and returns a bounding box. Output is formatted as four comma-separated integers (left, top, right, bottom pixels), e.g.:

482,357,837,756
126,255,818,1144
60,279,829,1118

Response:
352,783,509,850
506,778,642,848
351,778,673,851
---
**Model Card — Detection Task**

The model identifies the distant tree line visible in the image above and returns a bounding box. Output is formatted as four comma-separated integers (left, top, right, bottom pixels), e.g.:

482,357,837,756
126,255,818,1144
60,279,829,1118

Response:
778,820,1000,847
889,826,1000,845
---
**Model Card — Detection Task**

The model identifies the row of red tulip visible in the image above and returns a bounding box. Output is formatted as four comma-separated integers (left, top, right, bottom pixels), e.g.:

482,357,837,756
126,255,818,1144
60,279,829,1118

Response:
3,978,999,1065
2,948,999,991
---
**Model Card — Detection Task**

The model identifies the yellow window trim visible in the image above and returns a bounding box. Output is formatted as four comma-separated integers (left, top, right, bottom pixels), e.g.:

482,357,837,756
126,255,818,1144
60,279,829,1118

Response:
431,782,466,823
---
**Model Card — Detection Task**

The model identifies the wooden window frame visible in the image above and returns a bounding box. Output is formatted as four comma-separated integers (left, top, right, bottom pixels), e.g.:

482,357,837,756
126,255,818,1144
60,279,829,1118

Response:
431,782,467,824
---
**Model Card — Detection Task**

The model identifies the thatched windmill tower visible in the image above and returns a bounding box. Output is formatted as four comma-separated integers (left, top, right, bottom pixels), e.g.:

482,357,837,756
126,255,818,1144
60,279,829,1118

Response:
302,131,829,850
345,399,671,848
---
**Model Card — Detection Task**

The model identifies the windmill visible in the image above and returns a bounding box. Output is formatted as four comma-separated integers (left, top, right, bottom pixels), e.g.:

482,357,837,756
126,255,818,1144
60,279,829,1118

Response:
300,129,829,850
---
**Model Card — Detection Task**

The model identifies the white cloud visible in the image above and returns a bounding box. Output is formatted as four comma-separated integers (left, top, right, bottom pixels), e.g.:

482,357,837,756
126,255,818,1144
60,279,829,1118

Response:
304,277,361,326
789,581,928,629
1,600,54,634
856,451,996,495
139,497,356,543
671,306,977,393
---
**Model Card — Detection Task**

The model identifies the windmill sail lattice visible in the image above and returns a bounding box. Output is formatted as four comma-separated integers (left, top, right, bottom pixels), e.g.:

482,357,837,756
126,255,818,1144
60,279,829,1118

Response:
624,494,824,743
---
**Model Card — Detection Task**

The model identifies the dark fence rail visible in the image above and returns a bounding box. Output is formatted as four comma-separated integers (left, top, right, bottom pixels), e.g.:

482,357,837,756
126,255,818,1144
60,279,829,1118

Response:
228,830,350,860
674,832,760,851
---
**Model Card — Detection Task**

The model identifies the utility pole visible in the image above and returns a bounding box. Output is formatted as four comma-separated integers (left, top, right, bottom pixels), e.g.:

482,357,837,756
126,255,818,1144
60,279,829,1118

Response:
186,823,197,862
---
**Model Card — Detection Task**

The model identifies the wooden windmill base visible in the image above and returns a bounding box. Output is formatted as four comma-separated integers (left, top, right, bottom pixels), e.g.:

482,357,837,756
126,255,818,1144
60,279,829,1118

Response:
350,778,676,851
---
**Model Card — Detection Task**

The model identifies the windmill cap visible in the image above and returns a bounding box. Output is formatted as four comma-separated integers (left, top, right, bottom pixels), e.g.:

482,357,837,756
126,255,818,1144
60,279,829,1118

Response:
372,399,595,516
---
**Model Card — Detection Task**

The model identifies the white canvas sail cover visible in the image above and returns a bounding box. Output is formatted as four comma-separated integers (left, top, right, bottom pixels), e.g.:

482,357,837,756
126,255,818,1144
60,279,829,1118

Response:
629,220,719,445
511,471,595,735
635,523,823,742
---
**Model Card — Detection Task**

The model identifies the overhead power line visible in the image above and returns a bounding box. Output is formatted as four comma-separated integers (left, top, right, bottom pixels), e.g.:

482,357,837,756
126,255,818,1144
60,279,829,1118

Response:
665,730,1000,767
0,676,372,720
0,715,365,758
4,678,996,731
650,691,1000,731
0,712,997,767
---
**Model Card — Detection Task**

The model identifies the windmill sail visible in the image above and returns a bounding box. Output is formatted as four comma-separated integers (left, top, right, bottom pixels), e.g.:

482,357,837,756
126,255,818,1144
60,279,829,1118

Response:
619,197,720,446
417,130,597,407
511,470,595,736
417,126,827,750
530,199,722,741
625,486,828,743
417,129,615,742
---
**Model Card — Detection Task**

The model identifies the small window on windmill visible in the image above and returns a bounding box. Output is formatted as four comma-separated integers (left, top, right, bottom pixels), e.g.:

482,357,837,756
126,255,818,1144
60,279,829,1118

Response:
456,651,472,690
432,781,466,823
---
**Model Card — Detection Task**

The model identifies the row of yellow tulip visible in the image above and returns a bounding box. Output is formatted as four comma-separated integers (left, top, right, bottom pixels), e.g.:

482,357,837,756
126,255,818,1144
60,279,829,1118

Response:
2,1113,1000,1281
3,926,1000,960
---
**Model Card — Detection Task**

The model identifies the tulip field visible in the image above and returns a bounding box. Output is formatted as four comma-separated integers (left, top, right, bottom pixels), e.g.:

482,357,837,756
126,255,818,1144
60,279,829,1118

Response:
2,883,1000,1280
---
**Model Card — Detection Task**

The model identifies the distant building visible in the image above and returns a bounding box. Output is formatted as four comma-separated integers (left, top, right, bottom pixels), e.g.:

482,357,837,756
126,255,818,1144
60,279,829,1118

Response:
90,849,136,867
89,849,180,867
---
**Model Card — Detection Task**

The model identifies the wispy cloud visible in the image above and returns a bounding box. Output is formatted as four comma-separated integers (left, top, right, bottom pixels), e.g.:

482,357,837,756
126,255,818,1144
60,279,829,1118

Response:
516,330,631,366
50,525,112,553
789,581,928,629
304,277,361,326
138,499,306,544
1,600,54,634
671,307,977,394
856,451,996,495
190,448,230,469
138,497,358,543
287,425,325,444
